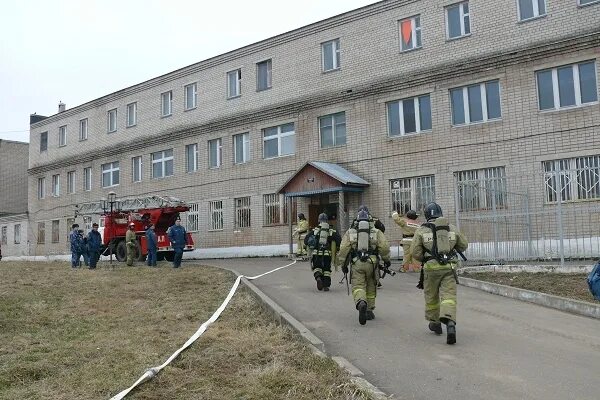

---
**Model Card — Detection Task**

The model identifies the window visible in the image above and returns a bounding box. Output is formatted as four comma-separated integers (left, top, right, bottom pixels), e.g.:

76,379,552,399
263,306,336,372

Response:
399,15,422,51
322,39,341,72
184,83,197,110
446,1,470,39
544,155,600,203
227,69,241,98
263,194,295,225
185,144,198,172
450,80,501,125
518,0,546,21
38,177,45,199
235,197,251,229
108,108,117,133
456,167,506,211
263,123,295,159
66,218,74,242
390,175,435,215
51,174,60,197
40,132,48,152
161,91,173,116
257,60,272,91
126,102,137,127
1,227,6,245
58,125,67,147
101,162,120,188
186,203,199,232
37,222,45,244
67,171,75,194
51,220,60,243
208,139,222,168
83,167,92,191
79,119,88,141
209,200,224,231
536,61,597,111
14,224,21,244
319,112,346,147
151,149,174,178
233,133,250,164
83,216,92,232
132,156,142,182
387,94,432,136
579,0,600,5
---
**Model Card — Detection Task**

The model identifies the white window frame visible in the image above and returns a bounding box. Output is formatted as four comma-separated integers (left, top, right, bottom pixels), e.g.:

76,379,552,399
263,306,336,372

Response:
161,91,173,117
83,167,92,191
184,83,197,110
233,133,250,164
67,171,76,194
209,200,224,231
79,118,88,141
58,125,67,147
126,102,137,127
321,39,341,72
399,15,422,52
387,94,432,137
536,61,598,111
256,59,272,91
227,69,242,98
151,149,174,179
132,156,142,182
14,224,21,244
262,123,296,159
445,1,471,39
456,167,507,211
38,177,45,199
186,203,199,232
37,222,45,244
578,0,600,6
51,174,60,197
390,175,436,214
101,162,120,188
208,138,222,169
40,131,48,152
186,143,199,172
450,80,502,125
319,112,347,148
517,0,546,21
108,108,117,133
234,197,251,229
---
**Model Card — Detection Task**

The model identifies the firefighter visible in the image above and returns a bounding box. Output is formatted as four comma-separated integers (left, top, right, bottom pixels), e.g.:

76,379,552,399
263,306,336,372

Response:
87,223,102,269
304,213,341,291
411,202,468,345
391,209,421,272
336,209,390,325
350,205,386,233
126,222,137,266
69,223,83,268
292,213,309,259
146,223,158,267
168,216,187,268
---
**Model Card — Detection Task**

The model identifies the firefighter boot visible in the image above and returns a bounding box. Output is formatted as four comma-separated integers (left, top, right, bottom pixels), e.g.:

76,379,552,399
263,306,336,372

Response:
357,300,367,325
315,275,324,291
366,310,375,320
446,321,456,345
429,321,443,335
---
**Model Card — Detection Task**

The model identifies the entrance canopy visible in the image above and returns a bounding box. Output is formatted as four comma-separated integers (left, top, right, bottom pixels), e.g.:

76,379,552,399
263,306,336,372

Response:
278,161,370,197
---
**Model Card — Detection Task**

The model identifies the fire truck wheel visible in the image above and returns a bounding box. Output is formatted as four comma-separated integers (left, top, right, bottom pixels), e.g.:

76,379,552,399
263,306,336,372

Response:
164,251,175,262
156,253,165,261
115,241,127,262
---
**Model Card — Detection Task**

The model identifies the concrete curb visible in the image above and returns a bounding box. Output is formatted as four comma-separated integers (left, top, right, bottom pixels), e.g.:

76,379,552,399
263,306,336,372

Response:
213,264,390,400
460,277,600,319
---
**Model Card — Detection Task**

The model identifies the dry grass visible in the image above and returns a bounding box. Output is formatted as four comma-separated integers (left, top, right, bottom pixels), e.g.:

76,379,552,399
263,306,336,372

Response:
0,261,373,400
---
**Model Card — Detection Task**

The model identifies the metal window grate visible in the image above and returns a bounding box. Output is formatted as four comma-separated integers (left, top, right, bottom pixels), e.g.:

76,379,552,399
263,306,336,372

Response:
457,167,506,211
209,201,223,231
235,197,251,229
186,203,199,232
390,175,435,214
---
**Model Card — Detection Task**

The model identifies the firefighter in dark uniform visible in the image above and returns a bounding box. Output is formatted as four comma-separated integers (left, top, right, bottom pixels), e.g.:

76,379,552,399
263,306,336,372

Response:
304,213,341,291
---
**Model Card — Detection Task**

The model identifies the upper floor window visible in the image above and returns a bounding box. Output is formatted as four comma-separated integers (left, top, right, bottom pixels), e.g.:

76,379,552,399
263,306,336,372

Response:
456,167,506,211
544,155,600,202
151,149,173,179
233,133,250,164
67,171,75,194
40,131,48,152
387,94,432,136
536,61,597,111
446,1,470,39
319,112,346,147
450,80,501,125
184,83,197,110
79,119,88,141
51,174,60,197
399,15,422,52
108,109,117,133
83,167,92,191
322,39,341,72
185,143,198,172
38,177,45,199
126,102,137,127
101,161,120,188
227,69,242,98
257,60,272,91
518,0,546,21
161,91,173,117
263,123,295,159
391,175,435,215
208,138,222,169
579,0,600,5
132,156,142,182
58,125,67,147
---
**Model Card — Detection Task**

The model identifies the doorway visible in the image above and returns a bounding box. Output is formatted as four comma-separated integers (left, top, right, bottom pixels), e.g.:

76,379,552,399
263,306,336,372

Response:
308,203,338,230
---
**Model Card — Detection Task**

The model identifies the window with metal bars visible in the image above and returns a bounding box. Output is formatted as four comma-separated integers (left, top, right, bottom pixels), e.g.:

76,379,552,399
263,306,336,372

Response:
235,197,251,229
390,175,435,214
51,220,60,243
209,201,223,231
456,167,506,211
544,155,600,203
37,222,45,244
186,203,199,232
263,194,295,226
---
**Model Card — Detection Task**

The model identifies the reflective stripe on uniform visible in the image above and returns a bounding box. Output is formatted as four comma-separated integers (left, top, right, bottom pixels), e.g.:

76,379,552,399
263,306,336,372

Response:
426,302,440,310
323,271,331,277
441,299,456,306
366,294,376,300
353,288,365,296
313,268,323,274
423,262,457,271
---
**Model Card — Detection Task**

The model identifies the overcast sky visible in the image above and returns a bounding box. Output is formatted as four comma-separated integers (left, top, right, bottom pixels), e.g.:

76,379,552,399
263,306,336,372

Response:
0,0,380,143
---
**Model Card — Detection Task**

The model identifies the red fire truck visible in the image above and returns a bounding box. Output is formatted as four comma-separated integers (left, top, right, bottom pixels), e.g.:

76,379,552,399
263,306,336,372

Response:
76,195,195,262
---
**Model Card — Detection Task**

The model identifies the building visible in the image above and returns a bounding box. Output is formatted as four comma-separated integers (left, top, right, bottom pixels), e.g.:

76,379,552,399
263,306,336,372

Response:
27,0,600,260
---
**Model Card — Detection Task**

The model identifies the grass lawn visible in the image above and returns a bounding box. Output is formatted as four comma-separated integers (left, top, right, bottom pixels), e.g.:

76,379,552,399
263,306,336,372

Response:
0,261,373,400
462,271,597,303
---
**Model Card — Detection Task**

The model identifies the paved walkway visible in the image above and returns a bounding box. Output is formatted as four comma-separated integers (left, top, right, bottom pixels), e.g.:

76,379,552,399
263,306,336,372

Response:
205,258,599,400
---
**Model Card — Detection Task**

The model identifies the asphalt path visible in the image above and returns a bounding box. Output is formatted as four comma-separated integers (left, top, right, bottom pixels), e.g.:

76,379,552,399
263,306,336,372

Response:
205,257,600,400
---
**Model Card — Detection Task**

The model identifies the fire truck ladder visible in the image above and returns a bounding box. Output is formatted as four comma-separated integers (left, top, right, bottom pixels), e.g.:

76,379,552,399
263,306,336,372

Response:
76,195,188,215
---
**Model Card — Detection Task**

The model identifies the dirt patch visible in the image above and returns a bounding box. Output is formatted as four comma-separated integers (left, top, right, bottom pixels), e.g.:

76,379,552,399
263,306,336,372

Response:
0,261,373,400
462,271,597,303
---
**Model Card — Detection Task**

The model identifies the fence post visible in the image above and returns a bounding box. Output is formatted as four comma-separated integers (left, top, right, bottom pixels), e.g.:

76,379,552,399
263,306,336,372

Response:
525,189,533,259
288,196,293,257
491,186,499,263
556,173,565,268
